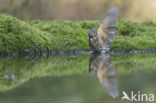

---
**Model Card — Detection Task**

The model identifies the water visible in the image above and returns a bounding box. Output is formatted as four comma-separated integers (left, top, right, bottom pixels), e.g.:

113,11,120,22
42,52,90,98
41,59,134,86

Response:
0,53,156,103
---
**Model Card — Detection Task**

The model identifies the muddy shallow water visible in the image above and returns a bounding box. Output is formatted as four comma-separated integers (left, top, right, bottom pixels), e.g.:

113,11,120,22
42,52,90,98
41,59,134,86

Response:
0,53,156,103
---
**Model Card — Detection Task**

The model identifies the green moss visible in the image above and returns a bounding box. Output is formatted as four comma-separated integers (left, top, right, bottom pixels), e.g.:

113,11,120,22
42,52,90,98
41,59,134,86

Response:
0,14,56,52
114,20,156,50
28,20,98,50
0,14,156,52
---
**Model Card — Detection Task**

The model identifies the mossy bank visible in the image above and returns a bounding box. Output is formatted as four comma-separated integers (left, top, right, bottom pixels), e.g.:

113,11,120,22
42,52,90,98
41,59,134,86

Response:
0,14,156,52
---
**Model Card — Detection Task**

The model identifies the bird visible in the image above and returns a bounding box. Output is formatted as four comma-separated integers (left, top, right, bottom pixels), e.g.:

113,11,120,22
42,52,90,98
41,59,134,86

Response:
88,8,118,52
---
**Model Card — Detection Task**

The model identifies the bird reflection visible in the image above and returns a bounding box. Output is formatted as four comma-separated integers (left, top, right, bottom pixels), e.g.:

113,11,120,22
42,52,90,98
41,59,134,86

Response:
89,54,119,98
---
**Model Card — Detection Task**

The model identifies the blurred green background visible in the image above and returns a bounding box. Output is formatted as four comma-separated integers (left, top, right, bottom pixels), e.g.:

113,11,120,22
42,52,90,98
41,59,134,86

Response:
0,0,156,21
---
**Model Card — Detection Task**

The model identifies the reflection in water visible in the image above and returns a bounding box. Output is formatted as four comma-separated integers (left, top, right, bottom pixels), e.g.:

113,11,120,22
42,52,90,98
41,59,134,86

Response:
0,54,156,103
89,54,119,98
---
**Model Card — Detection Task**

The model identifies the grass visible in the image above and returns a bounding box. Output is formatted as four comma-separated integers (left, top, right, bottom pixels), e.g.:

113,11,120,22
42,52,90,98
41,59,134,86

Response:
0,14,156,52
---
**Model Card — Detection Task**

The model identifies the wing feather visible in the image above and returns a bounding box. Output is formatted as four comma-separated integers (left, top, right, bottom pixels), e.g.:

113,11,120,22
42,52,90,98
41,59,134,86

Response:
97,8,118,48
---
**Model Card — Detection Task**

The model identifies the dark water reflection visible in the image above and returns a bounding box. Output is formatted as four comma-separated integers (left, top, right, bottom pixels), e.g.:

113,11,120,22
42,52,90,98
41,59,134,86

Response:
0,53,156,103
89,54,118,98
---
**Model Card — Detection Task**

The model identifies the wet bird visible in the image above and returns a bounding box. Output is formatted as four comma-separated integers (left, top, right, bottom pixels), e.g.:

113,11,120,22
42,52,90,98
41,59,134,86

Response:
88,8,118,52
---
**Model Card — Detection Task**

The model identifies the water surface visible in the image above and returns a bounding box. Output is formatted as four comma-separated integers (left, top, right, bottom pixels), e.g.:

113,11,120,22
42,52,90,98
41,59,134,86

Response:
0,53,156,103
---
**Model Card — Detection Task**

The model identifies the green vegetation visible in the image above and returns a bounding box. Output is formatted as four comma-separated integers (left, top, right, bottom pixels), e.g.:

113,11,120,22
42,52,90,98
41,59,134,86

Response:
0,53,156,92
114,20,156,50
0,14,156,52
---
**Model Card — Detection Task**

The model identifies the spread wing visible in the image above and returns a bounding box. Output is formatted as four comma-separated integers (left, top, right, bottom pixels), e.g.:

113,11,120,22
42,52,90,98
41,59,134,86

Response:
97,8,118,48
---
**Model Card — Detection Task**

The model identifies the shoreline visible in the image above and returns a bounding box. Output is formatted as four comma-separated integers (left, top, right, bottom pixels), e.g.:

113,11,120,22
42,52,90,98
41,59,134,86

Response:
0,49,156,57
